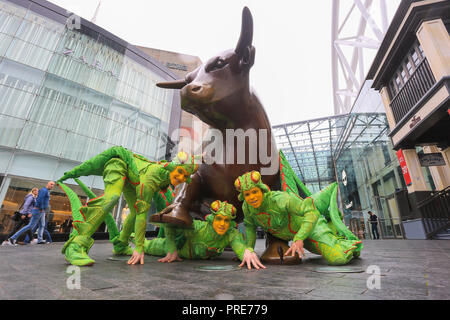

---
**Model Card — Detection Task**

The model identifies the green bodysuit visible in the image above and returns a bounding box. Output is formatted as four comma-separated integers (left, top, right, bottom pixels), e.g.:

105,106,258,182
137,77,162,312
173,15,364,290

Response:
144,200,252,261
144,220,250,260
58,146,198,266
236,171,362,266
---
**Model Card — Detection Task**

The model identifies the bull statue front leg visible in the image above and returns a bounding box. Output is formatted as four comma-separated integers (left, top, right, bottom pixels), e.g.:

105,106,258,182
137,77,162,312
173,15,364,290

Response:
150,173,202,227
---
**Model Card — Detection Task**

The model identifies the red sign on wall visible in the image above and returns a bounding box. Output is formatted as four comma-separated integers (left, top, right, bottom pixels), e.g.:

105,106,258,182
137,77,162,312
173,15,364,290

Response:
397,149,412,186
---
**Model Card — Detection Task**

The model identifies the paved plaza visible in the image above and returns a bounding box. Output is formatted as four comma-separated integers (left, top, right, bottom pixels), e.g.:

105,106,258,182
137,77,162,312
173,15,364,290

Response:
0,239,449,300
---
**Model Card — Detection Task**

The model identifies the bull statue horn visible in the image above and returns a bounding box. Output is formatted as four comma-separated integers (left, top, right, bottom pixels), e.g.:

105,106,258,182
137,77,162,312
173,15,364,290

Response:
156,78,187,89
235,7,253,55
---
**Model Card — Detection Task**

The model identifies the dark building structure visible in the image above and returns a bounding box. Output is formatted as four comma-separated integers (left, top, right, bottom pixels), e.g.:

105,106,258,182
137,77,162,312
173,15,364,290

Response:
368,0,450,239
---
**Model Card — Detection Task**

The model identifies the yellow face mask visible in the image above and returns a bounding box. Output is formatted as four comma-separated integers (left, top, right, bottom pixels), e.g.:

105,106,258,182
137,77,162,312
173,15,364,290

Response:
169,166,189,187
212,214,231,235
243,187,263,208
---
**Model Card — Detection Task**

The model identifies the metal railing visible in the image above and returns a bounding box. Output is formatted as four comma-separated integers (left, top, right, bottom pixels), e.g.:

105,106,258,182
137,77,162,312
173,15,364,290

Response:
390,58,436,123
365,218,404,239
417,186,450,239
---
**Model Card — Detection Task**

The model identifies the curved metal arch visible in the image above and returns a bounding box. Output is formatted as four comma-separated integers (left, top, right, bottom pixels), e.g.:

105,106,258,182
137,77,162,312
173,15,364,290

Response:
331,0,398,115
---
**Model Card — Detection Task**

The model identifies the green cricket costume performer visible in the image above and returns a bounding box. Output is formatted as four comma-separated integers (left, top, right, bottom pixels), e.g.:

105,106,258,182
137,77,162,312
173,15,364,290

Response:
58,146,199,266
235,171,363,265
144,200,258,264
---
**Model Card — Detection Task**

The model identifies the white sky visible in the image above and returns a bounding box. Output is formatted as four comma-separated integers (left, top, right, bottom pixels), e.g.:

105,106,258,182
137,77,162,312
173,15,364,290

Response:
48,0,393,126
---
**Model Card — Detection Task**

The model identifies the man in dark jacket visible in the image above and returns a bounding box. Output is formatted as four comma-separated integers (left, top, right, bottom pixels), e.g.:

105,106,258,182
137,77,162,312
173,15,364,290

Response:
368,211,380,240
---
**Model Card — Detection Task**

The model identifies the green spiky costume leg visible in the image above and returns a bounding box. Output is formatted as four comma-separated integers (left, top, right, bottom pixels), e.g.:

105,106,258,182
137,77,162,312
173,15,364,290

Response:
61,157,139,266
60,158,161,266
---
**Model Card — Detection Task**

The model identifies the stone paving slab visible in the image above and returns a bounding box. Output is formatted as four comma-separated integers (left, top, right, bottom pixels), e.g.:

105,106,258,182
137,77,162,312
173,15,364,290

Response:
0,239,449,300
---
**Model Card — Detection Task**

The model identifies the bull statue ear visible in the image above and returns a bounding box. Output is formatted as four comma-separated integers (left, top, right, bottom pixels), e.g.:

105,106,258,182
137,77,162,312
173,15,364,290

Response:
235,7,255,71
239,45,255,71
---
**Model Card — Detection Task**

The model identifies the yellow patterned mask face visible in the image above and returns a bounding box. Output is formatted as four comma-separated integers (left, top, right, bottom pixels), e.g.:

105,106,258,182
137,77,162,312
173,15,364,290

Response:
243,187,263,208
212,214,231,235
169,166,189,186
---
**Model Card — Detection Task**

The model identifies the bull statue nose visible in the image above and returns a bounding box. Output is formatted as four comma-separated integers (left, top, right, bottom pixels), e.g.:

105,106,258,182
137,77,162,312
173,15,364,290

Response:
182,83,214,102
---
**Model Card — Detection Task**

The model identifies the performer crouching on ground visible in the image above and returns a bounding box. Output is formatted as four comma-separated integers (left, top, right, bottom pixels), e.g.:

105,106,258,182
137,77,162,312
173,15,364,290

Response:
235,171,362,266
58,147,199,266
144,200,266,270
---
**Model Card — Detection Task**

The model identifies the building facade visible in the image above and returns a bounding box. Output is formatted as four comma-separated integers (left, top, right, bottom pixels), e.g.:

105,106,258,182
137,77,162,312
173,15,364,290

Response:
136,46,209,155
367,0,450,239
0,0,181,240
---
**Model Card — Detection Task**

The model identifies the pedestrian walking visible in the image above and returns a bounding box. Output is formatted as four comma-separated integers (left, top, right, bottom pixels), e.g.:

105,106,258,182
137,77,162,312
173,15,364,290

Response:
368,211,380,240
22,209,53,244
2,188,38,245
4,181,55,245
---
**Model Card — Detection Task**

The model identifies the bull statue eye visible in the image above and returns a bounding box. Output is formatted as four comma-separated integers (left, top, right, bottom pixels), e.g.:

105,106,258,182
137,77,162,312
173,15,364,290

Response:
216,59,225,67
212,58,227,71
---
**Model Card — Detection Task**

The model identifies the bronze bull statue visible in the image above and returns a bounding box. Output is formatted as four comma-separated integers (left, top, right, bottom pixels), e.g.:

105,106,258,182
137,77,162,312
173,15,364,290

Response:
151,7,307,264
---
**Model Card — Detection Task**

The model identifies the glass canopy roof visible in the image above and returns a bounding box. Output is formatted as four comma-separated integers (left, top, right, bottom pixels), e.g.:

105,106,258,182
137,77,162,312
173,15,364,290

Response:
273,113,389,193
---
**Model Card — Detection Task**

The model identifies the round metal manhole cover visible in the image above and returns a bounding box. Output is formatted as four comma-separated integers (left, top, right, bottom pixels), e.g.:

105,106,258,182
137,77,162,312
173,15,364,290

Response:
107,256,131,261
313,266,364,273
195,265,241,272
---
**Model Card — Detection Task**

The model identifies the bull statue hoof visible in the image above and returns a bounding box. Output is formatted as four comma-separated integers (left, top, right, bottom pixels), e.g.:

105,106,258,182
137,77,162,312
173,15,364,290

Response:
150,206,193,227
260,239,302,265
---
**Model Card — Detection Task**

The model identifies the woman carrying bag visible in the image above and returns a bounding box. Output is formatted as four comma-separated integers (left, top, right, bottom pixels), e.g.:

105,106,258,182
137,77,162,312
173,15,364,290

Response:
2,188,38,245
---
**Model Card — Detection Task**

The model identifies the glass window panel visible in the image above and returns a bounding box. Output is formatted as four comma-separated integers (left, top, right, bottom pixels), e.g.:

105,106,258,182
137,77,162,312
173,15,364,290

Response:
133,130,156,160
406,59,413,75
5,38,53,70
161,104,171,123
0,114,25,147
141,93,156,116
400,68,407,83
17,122,67,157
40,73,83,106
108,99,138,127
418,43,424,58
47,52,90,84
0,84,36,119
104,122,135,149
0,58,44,94
70,103,109,138
0,33,14,56
61,132,106,162
0,1,26,36
28,95,75,131
411,49,419,67
15,13,63,51
395,74,401,89
60,132,88,162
